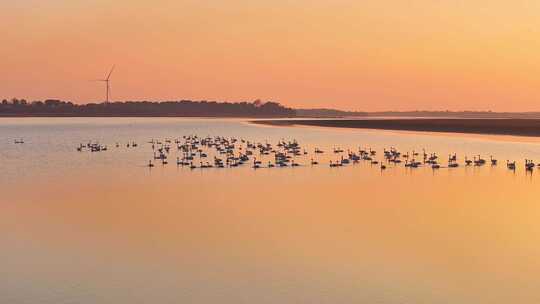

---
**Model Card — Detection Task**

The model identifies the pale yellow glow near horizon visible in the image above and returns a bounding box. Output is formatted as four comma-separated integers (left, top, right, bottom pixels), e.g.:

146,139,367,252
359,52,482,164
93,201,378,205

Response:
2,0,540,111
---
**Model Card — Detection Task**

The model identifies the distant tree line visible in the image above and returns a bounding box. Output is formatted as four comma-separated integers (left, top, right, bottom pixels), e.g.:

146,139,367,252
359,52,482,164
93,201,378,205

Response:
0,98,296,117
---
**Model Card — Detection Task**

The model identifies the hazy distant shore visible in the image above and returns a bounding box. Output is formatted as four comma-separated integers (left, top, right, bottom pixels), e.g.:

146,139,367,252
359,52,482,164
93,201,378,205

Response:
5,99,540,120
253,119,540,137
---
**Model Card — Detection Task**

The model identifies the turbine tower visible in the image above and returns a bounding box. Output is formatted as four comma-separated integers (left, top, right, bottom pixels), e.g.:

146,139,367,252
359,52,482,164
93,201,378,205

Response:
97,65,115,103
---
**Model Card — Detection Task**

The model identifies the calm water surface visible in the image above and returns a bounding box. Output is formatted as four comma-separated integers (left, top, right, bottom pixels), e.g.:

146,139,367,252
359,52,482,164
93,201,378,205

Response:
2,117,540,304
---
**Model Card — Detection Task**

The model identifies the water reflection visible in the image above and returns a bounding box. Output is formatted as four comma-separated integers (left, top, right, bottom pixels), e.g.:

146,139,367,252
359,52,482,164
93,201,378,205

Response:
1,118,540,303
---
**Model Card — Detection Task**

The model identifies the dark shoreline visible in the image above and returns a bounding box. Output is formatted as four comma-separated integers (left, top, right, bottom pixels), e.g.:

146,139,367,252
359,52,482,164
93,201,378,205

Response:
252,119,540,137
0,114,294,118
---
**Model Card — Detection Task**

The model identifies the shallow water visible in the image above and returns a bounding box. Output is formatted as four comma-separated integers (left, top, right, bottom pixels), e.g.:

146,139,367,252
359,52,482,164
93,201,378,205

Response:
2,117,540,304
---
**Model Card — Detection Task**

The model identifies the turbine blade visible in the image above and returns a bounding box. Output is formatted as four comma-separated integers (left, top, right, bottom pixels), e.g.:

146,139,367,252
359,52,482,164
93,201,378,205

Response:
106,65,115,80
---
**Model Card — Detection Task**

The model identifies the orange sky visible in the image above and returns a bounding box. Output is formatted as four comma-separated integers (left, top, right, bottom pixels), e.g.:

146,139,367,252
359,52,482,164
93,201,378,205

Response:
2,1,540,111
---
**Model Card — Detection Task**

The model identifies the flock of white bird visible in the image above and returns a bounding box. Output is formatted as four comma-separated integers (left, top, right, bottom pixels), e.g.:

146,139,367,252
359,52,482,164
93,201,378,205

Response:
69,135,532,172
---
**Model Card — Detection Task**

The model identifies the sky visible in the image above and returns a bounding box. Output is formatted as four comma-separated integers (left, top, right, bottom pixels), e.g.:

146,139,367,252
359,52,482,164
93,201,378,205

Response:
2,0,540,111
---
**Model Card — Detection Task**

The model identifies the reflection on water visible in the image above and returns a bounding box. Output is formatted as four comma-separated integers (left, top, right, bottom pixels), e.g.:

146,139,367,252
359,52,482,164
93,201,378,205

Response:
2,118,540,303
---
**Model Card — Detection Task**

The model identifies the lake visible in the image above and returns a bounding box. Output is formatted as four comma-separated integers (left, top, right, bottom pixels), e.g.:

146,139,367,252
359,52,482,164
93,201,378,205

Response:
2,117,540,303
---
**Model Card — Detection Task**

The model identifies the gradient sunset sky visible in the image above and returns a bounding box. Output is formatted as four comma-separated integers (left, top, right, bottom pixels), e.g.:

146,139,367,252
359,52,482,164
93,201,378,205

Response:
3,1,540,111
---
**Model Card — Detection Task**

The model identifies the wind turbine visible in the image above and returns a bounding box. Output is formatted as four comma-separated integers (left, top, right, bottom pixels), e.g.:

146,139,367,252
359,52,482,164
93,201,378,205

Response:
95,65,115,103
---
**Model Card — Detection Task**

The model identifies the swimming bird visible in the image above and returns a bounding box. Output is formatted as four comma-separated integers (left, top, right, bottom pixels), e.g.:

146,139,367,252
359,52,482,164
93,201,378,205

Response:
474,155,486,166
525,159,535,171
253,159,260,169
507,160,516,170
